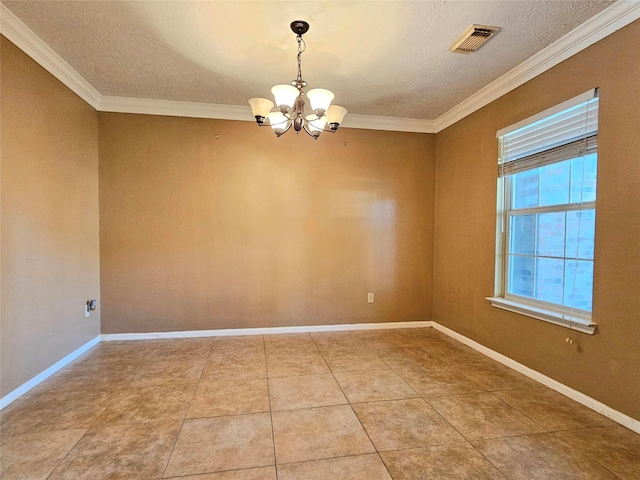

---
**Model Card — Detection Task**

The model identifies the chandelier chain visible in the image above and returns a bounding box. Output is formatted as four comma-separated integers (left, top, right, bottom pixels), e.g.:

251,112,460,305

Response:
296,35,306,84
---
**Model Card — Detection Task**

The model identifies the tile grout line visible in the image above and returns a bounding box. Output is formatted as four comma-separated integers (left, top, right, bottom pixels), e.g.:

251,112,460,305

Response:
158,417,186,479
8,330,636,479
163,464,275,479
379,339,516,478
158,340,214,479
414,374,514,479
421,387,602,480
275,451,401,468
411,366,518,476
491,392,552,433
263,336,279,479
311,332,397,480
46,344,163,479
545,427,626,479
378,340,502,478
44,406,103,479
466,441,512,480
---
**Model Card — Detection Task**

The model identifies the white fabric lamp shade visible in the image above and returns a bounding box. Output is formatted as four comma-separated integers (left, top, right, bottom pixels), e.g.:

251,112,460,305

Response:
306,88,334,113
326,105,348,124
248,97,274,118
271,85,299,109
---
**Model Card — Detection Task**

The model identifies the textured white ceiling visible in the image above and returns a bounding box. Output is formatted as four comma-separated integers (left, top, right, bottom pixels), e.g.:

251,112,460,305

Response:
2,0,614,119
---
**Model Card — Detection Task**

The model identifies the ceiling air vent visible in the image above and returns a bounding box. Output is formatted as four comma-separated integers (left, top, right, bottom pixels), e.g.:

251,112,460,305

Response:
449,24,501,54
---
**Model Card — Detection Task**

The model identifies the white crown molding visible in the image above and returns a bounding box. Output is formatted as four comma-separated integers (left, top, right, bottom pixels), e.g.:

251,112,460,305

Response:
2,1,638,133
99,96,252,122
434,1,640,132
0,3,101,109
99,96,437,134
342,114,436,134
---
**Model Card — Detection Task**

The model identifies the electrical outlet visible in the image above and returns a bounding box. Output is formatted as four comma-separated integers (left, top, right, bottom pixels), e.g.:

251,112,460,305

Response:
85,299,97,318
368,292,374,303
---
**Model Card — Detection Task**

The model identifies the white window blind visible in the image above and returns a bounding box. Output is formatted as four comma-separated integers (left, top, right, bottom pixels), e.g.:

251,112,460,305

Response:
498,90,599,176
489,89,600,333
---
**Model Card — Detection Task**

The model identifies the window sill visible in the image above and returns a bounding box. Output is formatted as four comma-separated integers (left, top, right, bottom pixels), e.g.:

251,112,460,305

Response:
486,297,597,334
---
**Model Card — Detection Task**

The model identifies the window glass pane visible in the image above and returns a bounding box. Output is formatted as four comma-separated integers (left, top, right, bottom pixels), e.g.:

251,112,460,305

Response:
508,255,533,298
536,212,565,257
570,153,597,203
512,169,539,209
566,210,595,260
499,95,597,318
534,257,564,305
539,161,570,206
564,260,594,311
510,214,535,255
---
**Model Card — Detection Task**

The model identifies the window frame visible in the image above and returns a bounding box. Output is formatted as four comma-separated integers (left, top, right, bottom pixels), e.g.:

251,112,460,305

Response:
487,92,599,335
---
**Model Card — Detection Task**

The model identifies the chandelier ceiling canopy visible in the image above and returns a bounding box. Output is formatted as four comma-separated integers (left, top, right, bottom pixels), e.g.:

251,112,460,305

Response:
248,20,348,140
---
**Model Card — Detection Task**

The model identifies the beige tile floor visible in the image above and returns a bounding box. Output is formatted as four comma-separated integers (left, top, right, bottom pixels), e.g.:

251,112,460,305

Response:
1,328,639,479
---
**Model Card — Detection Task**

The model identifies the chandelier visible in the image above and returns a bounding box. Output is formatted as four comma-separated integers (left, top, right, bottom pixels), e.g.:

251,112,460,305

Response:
248,20,348,139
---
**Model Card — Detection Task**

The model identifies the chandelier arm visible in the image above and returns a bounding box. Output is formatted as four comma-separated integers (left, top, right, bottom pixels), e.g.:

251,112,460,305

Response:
281,121,293,135
268,116,291,127
272,119,293,137
319,124,339,133
301,122,320,140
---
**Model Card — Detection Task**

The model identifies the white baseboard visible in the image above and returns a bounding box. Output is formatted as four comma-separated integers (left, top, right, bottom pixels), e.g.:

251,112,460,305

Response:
0,335,101,410
101,320,434,341
431,322,640,435
4,321,637,434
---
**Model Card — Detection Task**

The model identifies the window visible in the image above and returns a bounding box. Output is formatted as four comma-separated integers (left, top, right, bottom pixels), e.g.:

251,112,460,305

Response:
488,90,599,334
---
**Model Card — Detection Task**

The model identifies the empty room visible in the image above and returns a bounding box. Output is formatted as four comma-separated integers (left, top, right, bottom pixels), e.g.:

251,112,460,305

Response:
1,1,639,479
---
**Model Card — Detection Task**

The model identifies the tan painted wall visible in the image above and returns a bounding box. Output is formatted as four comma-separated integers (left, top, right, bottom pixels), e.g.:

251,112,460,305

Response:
433,20,640,420
99,114,435,333
4,15,636,424
0,37,100,396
